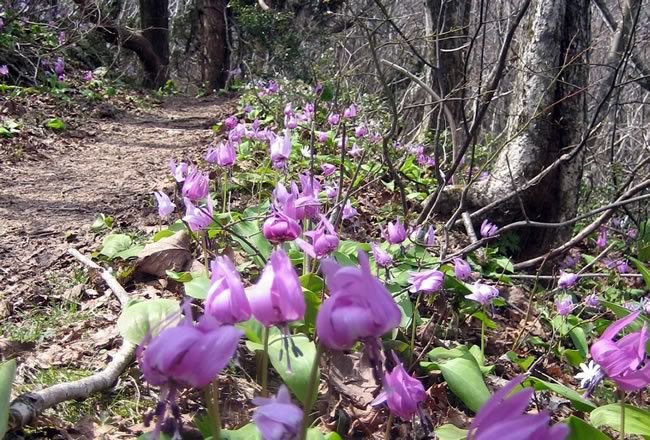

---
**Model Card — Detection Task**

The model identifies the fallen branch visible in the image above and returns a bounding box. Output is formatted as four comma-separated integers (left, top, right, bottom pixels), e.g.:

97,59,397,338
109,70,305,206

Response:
8,248,136,430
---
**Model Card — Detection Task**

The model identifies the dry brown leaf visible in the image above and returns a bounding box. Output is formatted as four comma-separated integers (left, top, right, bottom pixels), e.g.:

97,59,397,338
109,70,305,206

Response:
135,231,192,278
328,351,379,408
0,337,35,361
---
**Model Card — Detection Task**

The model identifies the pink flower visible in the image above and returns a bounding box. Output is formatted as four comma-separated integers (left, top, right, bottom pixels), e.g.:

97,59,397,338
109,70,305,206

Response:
328,113,340,126
384,218,407,245
262,203,302,244
206,141,236,167
558,271,578,289
344,104,357,119
321,163,336,177
342,200,358,220
153,191,175,218
205,256,251,324
596,227,608,250
183,197,213,231
252,385,303,440
409,269,444,295
371,242,393,268
453,257,472,281
270,128,292,170
480,219,498,238
354,125,368,138
591,311,650,391
372,352,426,420
555,296,573,316
182,168,209,201
466,282,499,306
169,159,189,183
296,215,339,259
224,115,238,130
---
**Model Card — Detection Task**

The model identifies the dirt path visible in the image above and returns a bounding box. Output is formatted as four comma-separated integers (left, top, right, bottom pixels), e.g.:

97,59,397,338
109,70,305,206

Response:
0,95,235,305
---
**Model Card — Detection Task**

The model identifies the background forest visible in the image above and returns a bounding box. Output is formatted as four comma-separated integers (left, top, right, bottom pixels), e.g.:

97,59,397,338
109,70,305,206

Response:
1,0,650,439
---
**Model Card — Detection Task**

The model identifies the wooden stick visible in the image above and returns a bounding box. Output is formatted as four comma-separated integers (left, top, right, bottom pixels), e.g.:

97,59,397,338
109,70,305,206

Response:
8,248,136,430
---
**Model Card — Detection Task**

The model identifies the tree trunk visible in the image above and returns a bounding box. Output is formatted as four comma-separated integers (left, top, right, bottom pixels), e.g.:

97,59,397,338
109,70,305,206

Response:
199,0,229,93
469,0,590,251
139,0,170,87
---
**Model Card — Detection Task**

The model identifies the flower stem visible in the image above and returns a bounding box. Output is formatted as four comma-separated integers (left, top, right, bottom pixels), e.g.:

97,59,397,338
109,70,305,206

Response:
620,390,626,440
384,413,394,440
205,379,221,440
261,326,270,397
299,343,324,440
409,293,422,364
222,172,228,214
202,231,210,275
480,317,485,358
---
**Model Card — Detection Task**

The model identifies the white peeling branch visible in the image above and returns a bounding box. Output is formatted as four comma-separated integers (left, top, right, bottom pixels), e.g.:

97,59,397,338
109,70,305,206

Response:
8,248,136,430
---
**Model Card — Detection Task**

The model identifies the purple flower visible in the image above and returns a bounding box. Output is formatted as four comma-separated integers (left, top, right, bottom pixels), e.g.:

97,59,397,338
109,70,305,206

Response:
0,65,8,77
182,168,209,201
584,294,600,308
596,227,608,250
480,219,498,238
263,203,302,244
558,271,578,289
372,352,426,420
555,296,573,317
328,113,340,126
318,131,329,143
591,311,650,391
54,57,65,76
206,141,236,167
321,163,336,177
266,80,279,94
478,171,490,182
0,18,4,32
297,215,339,259
354,125,368,138
169,159,189,183
561,253,580,269
248,249,305,328
205,256,251,324
317,250,401,351
224,115,238,130
348,144,363,158
409,269,444,295
424,225,436,247
252,385,303,440
371,242,393,268
153,191,175,218
139,313,242,389
83,70,93,81
323,185,338,200
270,128,292,170
384,218,407,245
183,197,213,231
453,257,472,281
465,282,499,306
284,102,293,116
369,132,382,144
228,123,246,143
244,104,253,114
58,31,65,45
468,375,569,440
344,104,357,119
628,228,638,239
605,258,630,274
284,115,298,129
342,200,358,220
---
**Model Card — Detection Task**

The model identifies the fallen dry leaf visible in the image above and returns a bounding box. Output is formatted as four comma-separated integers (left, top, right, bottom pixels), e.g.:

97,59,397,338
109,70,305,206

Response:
327,351,379,408
135,231,192,278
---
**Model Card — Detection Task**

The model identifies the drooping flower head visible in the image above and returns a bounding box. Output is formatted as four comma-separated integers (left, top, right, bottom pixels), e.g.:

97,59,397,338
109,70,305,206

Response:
348,144,363,158
262,199,302,244
467,375,569,440
321,163,336,177
480,219,498,238
296,215,339,259
354,125,368,138
384,218,407,245
169,159,189,183
328,112,340,126
604,258,630,274
83,70,93,81
269,128,292,171
318,131,329,143
54,57,65,76
596,227,608,250
372,352,426,420
453,257,472,281
555,296,573,317
183,197,213,231
181,168,209,201
252,385,303,440
371,242,393,268
0,65,8,77
224,115,238,130
154,191,175,218
206,141,236,167
342,200,358,220
324,185,338,200
344,104,357,120
295,173,321,220
424,225,436,247
466,282,499,306
409,269,444,295
558,271,578,289
317,250,401,380
205,256,251,324
591,311,650,391
584,293,600,308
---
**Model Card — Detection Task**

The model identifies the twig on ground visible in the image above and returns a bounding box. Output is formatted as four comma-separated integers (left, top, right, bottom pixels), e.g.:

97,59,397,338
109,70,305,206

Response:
8,248,136,430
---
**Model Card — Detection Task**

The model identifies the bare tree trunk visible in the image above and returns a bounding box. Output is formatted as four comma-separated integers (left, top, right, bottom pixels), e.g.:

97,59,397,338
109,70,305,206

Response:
139,0,170,87
199,0,229,93
469,0,590,250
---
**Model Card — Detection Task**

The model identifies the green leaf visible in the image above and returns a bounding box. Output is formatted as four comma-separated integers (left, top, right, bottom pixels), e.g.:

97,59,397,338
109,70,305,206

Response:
394,291,414,328
439,356,490,412
99,234,133,259
566,416,611,440
117,299,180,344
165,270,194,283
299,273,324,293
434,424,469,440
238,318,265,344
45,117,65,130
569,327,589,358
591,404,650,436
630,257,650,290
90,213,113,232
526,377,596,412
323,432,343,440
221,423,261,439
0,359,16,439
138,434,172,440
230,220,273,267
184,272,210,299
247,334,319,406
319,83,334,101
114,244,145,260
506,351,535,371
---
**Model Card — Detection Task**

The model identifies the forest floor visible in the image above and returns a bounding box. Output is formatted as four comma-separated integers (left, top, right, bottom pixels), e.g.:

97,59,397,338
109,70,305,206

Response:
0,94,237,438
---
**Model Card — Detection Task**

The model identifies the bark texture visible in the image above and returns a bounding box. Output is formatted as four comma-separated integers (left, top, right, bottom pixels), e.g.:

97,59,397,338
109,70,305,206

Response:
199,0,229,92
139,0,170,87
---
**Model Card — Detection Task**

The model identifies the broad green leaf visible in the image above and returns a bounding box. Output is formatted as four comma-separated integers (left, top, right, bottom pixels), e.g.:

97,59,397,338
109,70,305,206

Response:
117,299,180,344
526,377,596,412
600,301,650,331
301,289,321,335
300,273,324,293
562,349,585,368
230,220,272,267
0,359,16,439
439,356,490,412
247,334,319,406
323,432,343,440
99,234,133,259
114,244,145,260
566,416,611,440
221,423,261,439
434,423,469,440
90,213,113,232
591,404,650,436
165,270,194,283
138,434,172,440
307,429,326,440
394,291,414,328
506,351,536,371
184,272,210,299
468,345,495,375
569,327,589,358
630,257,650,290
238,317,265,344
45,117,65,130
